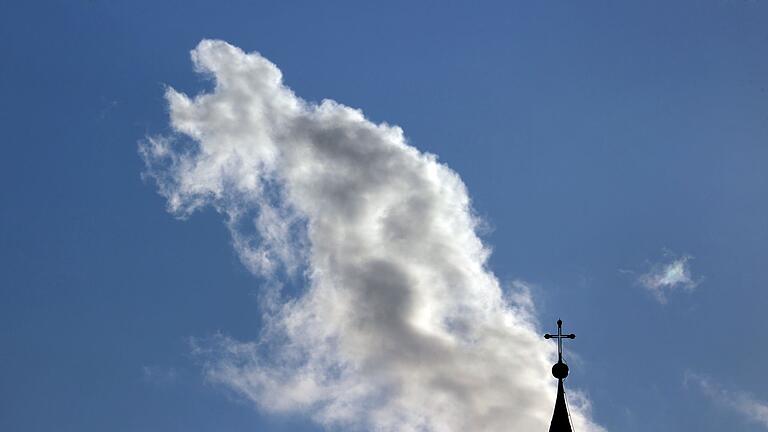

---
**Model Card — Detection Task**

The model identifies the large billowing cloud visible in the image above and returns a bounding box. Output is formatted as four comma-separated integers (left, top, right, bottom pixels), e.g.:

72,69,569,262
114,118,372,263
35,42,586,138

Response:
141,40,604,432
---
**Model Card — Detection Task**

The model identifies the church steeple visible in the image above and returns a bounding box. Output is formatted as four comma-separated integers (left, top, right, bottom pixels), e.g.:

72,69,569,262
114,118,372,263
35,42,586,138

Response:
544,319,576,432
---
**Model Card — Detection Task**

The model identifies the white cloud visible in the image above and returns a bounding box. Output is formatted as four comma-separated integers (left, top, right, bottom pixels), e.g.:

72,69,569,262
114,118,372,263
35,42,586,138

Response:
685,372,768,429
141,40,605,432
637,252,698,304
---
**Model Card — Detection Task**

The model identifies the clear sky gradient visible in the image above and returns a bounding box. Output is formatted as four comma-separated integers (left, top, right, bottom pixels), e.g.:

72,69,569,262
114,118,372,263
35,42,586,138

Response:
1,1,767,431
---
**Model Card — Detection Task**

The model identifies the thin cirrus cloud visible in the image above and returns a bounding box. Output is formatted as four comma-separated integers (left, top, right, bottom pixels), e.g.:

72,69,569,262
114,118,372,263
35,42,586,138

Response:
140,40,605,432
685,372,768,429
636,253,699,304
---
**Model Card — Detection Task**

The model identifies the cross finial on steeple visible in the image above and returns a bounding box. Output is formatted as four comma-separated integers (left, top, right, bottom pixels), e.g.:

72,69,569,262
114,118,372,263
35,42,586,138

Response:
544,319,576,379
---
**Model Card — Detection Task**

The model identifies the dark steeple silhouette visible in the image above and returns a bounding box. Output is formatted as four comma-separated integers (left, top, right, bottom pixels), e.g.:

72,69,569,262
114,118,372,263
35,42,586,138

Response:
549,379,571,432
544,319,576,432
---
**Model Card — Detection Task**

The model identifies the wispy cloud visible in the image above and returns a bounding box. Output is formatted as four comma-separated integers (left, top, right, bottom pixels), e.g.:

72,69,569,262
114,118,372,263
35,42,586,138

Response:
141,40,604,432
685,372,768,429
635,252,699,304
142,365,179,386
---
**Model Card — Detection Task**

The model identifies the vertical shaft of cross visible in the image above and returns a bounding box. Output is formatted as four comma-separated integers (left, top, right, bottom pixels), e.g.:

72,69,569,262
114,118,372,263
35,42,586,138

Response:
557,319,563,363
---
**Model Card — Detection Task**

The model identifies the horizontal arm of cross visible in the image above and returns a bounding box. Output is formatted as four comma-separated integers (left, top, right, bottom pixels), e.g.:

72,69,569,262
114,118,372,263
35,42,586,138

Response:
544,334,575,339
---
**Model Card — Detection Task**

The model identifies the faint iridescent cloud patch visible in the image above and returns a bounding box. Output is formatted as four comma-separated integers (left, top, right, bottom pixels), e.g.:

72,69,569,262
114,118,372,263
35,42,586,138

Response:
633,251,701,304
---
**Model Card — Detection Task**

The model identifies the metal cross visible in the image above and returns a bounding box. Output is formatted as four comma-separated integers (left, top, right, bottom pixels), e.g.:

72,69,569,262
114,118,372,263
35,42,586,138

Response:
544,319,575,363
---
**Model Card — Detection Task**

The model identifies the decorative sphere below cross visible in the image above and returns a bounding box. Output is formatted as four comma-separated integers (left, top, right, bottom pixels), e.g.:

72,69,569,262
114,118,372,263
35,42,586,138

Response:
552,361,569,379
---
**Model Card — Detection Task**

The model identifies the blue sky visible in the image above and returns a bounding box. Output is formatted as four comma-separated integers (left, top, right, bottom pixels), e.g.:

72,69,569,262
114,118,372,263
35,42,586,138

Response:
1,1,767,431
